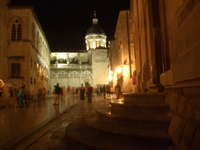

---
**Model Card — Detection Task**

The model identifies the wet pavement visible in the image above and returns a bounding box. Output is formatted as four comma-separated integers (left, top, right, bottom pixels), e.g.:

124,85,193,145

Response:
0,94,114,149
28,94,111,150
0,94,82,149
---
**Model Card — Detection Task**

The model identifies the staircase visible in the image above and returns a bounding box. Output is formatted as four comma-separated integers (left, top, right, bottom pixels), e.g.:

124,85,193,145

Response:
52,93,175,149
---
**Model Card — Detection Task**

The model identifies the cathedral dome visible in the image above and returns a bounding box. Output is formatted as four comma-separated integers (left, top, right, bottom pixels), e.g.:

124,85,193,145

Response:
86,24,105,35
85,11,107,50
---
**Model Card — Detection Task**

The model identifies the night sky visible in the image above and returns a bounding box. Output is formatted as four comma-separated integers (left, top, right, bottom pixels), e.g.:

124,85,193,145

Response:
10,0,130,52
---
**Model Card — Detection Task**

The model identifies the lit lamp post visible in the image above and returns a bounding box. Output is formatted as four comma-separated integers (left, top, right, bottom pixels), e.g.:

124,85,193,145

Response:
116,66,123,88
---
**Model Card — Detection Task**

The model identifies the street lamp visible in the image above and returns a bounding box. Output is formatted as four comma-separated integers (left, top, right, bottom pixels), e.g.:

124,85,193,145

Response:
116,67,122,74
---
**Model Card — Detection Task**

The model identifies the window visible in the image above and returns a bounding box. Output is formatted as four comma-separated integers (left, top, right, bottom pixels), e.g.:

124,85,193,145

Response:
11,63,20,77
11,24,16,40
31,58,32,68
90,42,93,49
96,41,99,48
11,19,22,41
17,24,21,40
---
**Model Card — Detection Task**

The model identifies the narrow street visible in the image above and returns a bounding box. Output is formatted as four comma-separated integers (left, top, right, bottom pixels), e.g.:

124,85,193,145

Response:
0,94,80,149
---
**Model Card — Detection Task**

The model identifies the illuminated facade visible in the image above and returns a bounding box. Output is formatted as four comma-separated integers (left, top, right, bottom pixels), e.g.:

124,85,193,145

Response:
50,13,109,92
85,12,107,50
0,2,50,98
50,49,109,92
108,10,136,93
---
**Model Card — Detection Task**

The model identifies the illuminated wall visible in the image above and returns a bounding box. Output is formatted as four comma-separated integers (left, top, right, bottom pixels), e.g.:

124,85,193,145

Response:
108,10,136,93
2,5,51,98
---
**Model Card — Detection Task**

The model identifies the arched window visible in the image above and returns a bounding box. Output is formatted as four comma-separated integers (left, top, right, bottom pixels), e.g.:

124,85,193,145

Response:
17,24,21,40
11,19,22,41
11,24,16,40
90,42,93,49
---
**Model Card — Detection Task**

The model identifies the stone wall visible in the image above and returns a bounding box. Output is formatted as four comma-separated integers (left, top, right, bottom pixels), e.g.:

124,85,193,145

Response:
92,49,109,87
166,87,200,149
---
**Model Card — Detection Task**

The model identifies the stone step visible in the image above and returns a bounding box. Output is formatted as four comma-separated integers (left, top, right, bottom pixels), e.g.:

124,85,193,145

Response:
95,109,171,131
110,102,169,118
65,114,173,150
83,114,171,140
123,92,167,104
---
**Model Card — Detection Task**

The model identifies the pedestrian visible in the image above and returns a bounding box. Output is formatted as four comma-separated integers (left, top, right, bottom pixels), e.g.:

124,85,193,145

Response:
17,86,24,108
87,83,93,103
67,86,70,98
100,86,103,95
106,83,111,99
23,85,28,106
42,87,46,99
115,83,121,99
103,84,106,99
62,86,66,96
53,83,61,105
80,84,85,100
0,87,3,97
14,87,19,107
0,81,3,97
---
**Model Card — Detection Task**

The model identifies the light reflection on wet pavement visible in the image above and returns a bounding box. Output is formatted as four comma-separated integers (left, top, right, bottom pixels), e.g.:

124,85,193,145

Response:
0,94,79,147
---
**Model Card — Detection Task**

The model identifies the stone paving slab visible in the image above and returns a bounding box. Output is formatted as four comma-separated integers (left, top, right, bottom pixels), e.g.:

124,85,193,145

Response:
27,95,111,150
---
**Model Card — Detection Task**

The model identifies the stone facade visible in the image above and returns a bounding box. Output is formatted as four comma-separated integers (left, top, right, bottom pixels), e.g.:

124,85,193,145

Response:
109,0,200,149
50,14,109,92
91,49,109,87
108,10,136,93
0,2,50,98
50,48,109,92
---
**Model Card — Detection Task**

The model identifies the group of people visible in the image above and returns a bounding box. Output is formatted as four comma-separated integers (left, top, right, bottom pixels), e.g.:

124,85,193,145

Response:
14,85,28,108
53,83,94,104
53,82,122,105
79,83,93,103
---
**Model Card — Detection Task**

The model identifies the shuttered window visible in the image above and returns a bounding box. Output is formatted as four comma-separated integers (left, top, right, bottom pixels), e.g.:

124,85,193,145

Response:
11,63,20,77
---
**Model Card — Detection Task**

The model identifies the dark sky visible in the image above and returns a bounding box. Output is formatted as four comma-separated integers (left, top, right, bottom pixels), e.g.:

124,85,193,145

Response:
10,0,130,52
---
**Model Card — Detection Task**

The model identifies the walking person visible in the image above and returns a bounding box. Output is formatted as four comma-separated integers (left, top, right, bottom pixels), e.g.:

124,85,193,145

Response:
115,83,121,99
23,85,28,106
42,87,46,99
17,86,24,108
106,83,111,99
53,83,61,105
103,84,106,99
87,84,93,103
67,86,70,98
62,86,66,97
80,84,85,100
14,87,19,107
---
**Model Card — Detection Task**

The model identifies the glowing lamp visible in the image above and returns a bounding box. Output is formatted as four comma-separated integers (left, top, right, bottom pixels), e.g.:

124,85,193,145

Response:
116,67,121,73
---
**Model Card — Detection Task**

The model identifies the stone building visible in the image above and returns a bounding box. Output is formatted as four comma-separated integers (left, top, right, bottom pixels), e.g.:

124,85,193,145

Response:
0,1,50,98
109,0,200,149
108,10,136,93
50,13,109,92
